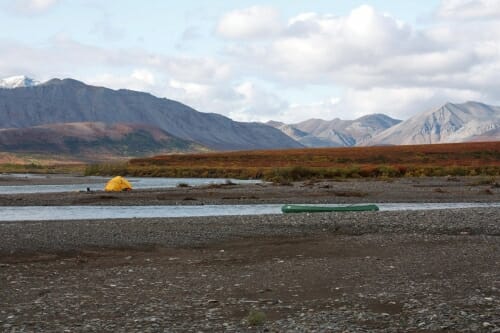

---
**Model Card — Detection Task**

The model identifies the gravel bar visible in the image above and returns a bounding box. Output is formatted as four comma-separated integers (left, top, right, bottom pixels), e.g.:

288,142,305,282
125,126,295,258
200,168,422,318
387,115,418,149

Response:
1,207,499,254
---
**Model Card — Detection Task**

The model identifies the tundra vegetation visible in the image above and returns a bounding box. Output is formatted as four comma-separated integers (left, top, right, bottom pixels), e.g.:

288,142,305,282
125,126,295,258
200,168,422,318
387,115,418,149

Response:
84,142,500,182
0,162,85,174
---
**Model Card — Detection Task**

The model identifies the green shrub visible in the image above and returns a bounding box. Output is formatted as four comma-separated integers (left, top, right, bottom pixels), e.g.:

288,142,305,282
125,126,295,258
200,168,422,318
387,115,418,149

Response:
246,309,266,326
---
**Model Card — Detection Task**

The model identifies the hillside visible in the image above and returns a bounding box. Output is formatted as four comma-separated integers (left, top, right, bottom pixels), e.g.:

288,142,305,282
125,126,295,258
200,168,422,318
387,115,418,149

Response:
0,78,301,151
0,122,205,161
368,102,500,145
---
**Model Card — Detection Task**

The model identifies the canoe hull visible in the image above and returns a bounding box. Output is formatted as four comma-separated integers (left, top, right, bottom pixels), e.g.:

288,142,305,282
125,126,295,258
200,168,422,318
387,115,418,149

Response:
281,204,379,213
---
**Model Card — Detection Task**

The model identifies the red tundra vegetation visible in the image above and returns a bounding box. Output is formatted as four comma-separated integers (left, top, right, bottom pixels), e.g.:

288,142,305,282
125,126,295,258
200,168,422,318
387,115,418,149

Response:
87,142,500,180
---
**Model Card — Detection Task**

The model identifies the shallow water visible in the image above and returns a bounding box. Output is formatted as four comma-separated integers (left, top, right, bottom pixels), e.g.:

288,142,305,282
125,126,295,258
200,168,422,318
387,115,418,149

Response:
0,202,499,221
0,175,260,194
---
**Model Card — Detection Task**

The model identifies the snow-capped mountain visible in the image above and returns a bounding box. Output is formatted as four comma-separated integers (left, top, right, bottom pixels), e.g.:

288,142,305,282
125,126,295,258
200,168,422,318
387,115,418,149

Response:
0,75,40,88
367,101,500,145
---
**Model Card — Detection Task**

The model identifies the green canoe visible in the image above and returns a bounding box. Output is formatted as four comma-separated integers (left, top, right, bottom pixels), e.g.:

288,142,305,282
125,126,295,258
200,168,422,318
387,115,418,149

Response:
281,204,379,213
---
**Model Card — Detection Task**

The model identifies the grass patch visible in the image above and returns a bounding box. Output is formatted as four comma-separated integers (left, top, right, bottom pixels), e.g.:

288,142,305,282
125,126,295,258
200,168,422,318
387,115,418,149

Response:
0,163,86,174
246,309,266,326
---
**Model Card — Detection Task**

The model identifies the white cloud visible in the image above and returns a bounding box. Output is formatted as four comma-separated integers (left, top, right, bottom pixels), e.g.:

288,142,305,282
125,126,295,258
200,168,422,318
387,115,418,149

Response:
225,5,422,84
283,99,341,123
9,0,59,15
215,4,500,120
165,79,287,122
344,88,431,119
277,90,431,123
168,80,214,100
0,37,232,85
162,57,232,84
232,82,288,121
277,87,486,123
438,0,500,20
166,79,242,113
216,6,282,39
86,69,158,94
131,69,155,86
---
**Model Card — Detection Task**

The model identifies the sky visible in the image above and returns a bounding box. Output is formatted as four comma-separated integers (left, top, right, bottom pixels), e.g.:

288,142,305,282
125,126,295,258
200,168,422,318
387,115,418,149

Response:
1,0,500,123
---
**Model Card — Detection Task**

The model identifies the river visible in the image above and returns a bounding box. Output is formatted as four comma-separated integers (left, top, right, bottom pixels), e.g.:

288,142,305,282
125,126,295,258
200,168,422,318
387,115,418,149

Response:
1,202,499,221
0,175,260,194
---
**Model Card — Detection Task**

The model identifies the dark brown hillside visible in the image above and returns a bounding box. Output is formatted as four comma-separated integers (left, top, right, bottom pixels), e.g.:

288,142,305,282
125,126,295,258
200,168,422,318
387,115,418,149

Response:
0,122,206,160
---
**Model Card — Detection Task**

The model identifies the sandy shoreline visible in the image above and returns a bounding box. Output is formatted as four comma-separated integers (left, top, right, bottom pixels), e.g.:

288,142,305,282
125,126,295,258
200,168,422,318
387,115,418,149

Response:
0,176,499,332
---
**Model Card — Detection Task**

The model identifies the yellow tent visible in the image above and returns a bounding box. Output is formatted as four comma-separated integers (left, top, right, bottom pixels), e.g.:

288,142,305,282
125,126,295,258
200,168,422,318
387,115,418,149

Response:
104,176,132,192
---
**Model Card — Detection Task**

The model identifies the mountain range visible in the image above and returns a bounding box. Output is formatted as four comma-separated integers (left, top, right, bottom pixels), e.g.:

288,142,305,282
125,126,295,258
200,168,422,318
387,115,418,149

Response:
269,102,499,147
0,77,301,159
0,75,498,161
268,114,402,147
364,101,500,145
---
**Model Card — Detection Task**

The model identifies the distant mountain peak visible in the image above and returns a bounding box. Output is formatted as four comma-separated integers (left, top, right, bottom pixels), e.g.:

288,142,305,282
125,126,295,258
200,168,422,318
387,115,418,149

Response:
269,114,401,147
367,101,500,145
0,75,40,89
266,120,285,127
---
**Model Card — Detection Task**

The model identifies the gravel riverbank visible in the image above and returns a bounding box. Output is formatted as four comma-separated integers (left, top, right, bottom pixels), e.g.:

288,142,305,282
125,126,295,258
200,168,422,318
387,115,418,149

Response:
1,208,499,254
0,176,499,332
0,176,499,206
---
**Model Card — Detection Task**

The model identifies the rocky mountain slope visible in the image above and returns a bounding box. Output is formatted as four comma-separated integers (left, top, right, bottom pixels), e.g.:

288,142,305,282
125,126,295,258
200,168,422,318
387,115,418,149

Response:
367,101,500,145
271,102,499,147
269,114,401,147
0,78,301,151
